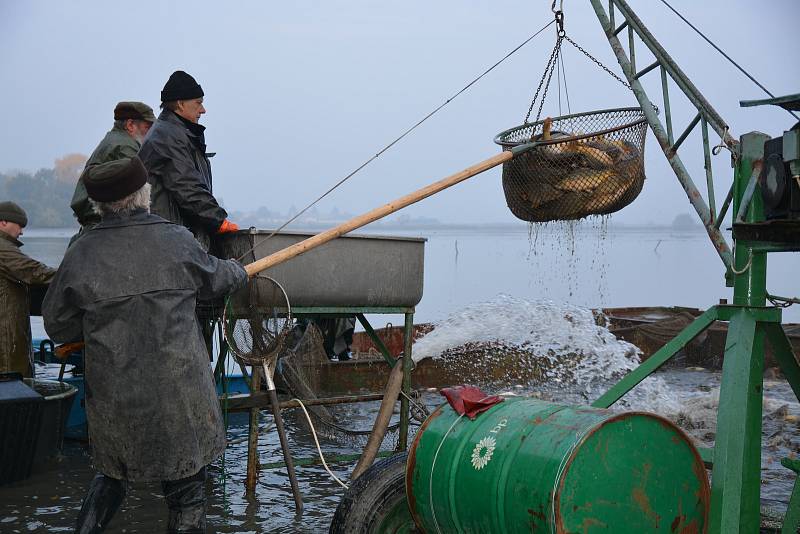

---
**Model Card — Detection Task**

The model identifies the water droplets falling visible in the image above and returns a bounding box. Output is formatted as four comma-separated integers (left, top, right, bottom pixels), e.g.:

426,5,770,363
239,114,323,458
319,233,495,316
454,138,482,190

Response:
523,216,612,304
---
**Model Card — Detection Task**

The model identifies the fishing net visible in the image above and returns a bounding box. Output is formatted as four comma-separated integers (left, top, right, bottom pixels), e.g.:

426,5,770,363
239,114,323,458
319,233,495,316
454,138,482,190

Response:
495,108,648,222
223,275,293,387
277,322,408,450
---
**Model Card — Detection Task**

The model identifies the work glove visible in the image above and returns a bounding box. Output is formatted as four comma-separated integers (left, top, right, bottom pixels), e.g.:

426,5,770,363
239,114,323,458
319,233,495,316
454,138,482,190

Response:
217,220,240,234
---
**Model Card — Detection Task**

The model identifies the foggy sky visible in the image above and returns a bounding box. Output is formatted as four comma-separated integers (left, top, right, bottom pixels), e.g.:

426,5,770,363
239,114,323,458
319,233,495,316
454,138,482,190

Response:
1,0,798,225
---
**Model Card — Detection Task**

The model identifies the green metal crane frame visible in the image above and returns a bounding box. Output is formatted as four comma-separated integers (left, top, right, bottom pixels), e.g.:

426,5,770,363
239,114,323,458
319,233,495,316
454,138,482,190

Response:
587,1,800,531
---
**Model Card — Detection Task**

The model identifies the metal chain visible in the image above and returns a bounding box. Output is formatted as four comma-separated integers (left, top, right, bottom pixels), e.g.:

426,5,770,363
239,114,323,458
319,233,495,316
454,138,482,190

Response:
562,34,631,92
767,293,798,308
524,34,563,125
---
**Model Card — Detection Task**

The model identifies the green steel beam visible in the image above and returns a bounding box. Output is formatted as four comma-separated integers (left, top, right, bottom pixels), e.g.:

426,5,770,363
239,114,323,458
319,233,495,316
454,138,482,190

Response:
781,458,800,534
709,133,769,533
592,307,719,408
732,133,770,310
715,305,781,323
355,313,397,367
763,322,800,404
397,312,414,451
709,310,764,533
739,241,800,254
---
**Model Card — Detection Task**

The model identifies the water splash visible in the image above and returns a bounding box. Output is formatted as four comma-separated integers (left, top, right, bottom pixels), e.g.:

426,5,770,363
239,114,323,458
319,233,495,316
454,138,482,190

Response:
413,294,633,364
411,294,683,414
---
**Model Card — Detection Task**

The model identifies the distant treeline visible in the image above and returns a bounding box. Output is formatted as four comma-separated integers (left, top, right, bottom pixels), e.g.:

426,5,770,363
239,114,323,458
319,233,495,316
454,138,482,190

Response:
0,168,78,228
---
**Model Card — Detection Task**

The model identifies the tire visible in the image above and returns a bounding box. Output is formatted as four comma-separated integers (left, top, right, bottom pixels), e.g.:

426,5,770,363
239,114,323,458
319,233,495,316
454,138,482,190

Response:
329,452,419,534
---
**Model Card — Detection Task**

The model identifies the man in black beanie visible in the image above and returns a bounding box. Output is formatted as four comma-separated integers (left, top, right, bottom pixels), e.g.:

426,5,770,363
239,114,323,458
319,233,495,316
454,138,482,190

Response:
43,157,247,533
139,70,239,250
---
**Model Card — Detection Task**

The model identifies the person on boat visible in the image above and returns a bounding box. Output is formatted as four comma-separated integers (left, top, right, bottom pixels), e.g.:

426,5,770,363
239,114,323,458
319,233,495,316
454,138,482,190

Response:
42,157,247,533
138,70,239,250
0,201,57,378
70,101,156,241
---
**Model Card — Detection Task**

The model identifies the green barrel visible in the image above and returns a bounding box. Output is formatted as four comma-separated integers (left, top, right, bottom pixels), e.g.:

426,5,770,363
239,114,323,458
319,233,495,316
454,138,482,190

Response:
406,397,709,533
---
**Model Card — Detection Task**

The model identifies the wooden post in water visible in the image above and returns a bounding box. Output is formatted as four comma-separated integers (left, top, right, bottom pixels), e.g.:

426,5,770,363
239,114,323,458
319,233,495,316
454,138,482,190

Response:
245,367,262,493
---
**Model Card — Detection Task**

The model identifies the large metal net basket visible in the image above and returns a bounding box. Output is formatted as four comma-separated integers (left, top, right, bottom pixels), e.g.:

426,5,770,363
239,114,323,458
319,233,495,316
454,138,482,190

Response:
495,107,648,222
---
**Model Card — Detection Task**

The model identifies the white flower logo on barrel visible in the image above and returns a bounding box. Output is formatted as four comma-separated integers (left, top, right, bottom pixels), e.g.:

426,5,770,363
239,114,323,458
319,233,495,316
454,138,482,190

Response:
471,436,496,470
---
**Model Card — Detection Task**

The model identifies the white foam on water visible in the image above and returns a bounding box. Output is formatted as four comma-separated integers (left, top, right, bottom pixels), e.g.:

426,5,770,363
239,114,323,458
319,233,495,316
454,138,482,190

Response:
412,294,636,365
412,294,682,414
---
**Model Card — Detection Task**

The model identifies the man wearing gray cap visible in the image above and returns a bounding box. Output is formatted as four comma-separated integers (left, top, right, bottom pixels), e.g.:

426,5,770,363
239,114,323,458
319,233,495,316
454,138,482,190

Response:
139,70,239,251
43,157,247,533
70,101,156,238
0,201,57,377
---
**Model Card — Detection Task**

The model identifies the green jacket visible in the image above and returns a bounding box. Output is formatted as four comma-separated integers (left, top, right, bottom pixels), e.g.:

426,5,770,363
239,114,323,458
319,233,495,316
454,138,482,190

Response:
0,232,56,377
70,125,141,229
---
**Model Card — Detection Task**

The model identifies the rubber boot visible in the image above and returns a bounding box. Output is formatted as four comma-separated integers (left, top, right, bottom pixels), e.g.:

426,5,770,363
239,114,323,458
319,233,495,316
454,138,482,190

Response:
162,467,207,533
74,473,127,534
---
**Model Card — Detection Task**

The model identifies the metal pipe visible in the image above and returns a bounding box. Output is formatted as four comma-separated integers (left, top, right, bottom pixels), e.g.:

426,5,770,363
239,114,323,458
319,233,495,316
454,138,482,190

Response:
608,0,615,27
355,313,397,367
634,60,659,80
221,392,387,413
670,112,701,155
613,20,628,36
281,394,386,409
660,66,674,145
260,450,396,471
398,312,415,451
734,167,760,223
701,117,717,222
268,387,303,515
715,184,734,229
627,25,636,73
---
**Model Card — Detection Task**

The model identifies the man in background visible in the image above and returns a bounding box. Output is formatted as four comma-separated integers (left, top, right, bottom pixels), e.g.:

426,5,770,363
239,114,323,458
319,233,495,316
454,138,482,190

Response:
139,70,238,250
70,101,156,238
43,157,247,533
0,201,57,377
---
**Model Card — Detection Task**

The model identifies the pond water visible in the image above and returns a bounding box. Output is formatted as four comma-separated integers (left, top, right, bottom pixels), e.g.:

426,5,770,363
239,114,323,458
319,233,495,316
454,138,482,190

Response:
3,223,797,531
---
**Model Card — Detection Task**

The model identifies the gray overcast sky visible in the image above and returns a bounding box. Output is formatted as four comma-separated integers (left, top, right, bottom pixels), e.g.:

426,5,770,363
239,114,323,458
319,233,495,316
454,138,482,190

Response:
1,0,798,225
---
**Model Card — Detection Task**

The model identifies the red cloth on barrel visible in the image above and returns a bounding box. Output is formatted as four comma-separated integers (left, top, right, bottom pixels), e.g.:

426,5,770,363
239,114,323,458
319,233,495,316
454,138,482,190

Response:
440,385,504,420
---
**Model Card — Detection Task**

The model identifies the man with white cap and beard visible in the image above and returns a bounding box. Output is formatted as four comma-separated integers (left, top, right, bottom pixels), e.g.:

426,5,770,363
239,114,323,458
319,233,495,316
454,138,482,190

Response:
70,101,156,238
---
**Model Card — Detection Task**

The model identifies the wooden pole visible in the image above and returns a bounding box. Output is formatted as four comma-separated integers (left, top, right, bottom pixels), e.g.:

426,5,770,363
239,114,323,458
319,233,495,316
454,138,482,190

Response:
245,150,513,277
245,367,262,493
350,357,405,480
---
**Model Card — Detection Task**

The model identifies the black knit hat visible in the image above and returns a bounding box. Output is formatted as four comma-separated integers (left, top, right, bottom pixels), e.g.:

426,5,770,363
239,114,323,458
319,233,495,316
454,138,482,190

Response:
0,201,27,227
161,70,204,102
83,157,149,202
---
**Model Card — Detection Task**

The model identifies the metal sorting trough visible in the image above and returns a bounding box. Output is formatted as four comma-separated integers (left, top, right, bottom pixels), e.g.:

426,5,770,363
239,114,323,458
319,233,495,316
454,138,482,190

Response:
214,230,426,309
